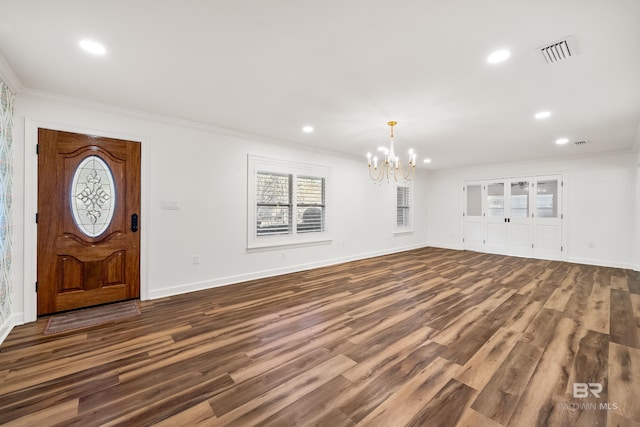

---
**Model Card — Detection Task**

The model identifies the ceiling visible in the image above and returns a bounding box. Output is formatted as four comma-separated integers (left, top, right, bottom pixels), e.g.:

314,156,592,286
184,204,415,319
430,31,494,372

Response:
1,0,639,170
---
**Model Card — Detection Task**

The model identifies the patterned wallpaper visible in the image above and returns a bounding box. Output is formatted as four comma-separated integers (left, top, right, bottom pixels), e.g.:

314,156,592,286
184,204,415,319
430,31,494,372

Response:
0,78,14,326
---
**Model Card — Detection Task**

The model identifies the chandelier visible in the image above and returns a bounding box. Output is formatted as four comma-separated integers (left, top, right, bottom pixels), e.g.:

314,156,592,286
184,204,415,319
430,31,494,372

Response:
366,121,416,183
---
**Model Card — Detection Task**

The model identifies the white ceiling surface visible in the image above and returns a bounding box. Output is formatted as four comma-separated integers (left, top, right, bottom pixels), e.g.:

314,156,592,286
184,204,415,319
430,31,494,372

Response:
1,0,639,170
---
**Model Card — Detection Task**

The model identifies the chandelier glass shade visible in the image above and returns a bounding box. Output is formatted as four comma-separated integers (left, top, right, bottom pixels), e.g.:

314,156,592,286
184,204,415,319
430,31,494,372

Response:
367,121,416,183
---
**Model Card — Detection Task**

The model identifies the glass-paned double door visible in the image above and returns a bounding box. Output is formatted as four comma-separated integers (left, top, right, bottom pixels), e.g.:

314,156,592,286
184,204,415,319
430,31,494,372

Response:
464,175,563,260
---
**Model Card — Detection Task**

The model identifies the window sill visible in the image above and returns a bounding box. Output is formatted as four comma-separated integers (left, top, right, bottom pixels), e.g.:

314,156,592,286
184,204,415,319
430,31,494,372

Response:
247,235,333,251
394,229,414,236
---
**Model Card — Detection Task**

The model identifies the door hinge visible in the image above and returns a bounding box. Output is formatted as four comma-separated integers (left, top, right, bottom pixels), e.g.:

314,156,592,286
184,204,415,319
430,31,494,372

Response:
561,213,564,219
532,243,534,248
36,144,39,155
35,213,39,224
35,281,38,292
462,212,465,217
483,239,486,244
561,246,563,252
561,181,564,187
463,238,465,243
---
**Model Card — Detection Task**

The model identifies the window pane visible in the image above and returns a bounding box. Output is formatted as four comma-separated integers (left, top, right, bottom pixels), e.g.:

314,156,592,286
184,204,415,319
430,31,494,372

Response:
466,185,482,216
256,172,292,235
297,176,325,233
537,180,558,218
510,181,529,218
297,207,324,233
256,173,290,204
257,206,290,235
487,183,504,217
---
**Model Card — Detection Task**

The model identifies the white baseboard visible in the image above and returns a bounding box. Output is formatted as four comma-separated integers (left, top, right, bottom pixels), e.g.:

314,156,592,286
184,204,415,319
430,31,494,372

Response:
0,312,24,346
565,256,636,270
426,242,464,251
148,244,429,300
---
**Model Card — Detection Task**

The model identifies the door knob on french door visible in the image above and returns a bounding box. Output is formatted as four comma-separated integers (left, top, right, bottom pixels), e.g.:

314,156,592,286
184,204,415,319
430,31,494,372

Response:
131,213,139,232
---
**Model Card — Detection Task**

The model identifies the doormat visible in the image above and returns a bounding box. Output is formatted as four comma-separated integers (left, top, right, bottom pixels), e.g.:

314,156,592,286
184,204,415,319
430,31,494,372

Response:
43,300,140,335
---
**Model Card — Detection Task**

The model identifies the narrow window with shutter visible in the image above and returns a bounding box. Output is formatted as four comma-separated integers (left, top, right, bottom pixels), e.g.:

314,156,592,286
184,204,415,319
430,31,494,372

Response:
396,184,412,229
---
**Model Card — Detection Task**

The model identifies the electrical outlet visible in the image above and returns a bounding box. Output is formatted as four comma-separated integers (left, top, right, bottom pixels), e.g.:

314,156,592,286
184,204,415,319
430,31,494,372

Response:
193,255,200,265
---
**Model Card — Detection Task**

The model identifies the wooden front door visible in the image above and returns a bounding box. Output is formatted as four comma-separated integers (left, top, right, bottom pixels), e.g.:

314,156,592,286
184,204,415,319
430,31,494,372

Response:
37,128,141,315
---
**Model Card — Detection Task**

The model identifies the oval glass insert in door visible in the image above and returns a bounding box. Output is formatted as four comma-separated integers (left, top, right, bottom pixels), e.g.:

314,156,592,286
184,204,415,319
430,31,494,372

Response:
70,155,116,237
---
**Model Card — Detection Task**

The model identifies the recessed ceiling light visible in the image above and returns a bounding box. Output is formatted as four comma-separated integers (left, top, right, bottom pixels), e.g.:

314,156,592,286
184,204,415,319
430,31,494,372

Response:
535,111,551,119
302,126,314,133
487,49,510,64
79,39,106,55
423,158,432,164
555,138,569,145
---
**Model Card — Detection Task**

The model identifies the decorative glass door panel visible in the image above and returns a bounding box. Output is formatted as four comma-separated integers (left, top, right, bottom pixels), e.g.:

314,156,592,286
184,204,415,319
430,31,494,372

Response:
71,156,116,238
510,181,529,218
466,184,482,217
536,179,559,218
486,183,505,217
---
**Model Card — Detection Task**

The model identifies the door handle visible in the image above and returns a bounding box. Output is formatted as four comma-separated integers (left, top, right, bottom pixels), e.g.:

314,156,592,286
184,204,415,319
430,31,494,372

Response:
131,213,139,232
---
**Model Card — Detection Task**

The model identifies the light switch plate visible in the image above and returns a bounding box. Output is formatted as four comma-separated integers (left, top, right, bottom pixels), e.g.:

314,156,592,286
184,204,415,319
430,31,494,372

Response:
161,200,180,210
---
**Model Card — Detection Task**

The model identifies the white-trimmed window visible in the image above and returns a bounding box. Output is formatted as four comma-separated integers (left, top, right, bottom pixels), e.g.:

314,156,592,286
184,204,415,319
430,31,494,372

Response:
248,155,330,248
396,183,413,232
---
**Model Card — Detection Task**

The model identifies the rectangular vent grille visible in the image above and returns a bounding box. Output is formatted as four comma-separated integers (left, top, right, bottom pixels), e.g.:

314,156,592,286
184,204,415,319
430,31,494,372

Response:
539,36,577,64
541,40,572,63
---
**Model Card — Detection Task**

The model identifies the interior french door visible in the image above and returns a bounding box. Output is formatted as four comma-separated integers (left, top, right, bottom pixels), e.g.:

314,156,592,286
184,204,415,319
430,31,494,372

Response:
485,181,508,254
463,175,563,260
463,181,485,252
532,176,563,260
507,179,533,257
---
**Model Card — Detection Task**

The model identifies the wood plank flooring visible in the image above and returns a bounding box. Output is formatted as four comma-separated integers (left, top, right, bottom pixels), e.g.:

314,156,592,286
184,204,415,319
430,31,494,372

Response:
1,247,640,426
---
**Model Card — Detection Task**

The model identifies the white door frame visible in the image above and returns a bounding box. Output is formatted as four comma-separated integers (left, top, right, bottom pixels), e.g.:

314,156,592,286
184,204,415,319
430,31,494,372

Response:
23,118,151,322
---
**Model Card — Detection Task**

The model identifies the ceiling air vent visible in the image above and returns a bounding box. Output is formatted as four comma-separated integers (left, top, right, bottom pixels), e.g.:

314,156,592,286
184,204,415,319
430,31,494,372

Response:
574,140,589,146
539,35,578,64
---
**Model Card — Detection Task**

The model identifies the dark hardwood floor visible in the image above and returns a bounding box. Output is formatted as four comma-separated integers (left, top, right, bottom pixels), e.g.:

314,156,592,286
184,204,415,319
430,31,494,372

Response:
1,247,639,426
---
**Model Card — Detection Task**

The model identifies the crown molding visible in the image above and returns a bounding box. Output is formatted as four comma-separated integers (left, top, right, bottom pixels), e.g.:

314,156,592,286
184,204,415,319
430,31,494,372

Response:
18,88,373,164
0,52,23,93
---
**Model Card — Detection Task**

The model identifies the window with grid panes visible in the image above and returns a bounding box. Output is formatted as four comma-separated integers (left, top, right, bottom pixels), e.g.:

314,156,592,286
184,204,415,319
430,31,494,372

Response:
248,155,330,248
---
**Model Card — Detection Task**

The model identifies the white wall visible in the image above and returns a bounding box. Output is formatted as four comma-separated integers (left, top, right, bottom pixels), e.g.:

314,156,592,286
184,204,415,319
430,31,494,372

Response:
426,153,637,269
9,91,429,324
636,149,640,271
6,88,639,338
